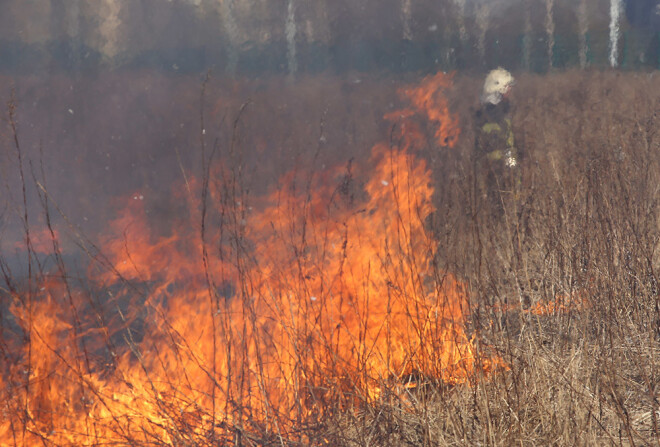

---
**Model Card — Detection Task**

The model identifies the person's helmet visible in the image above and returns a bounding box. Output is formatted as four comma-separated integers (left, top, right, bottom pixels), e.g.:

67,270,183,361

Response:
481,67,515,105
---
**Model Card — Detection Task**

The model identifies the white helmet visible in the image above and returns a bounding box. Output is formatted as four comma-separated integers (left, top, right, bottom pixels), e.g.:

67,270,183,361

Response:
481,67,515,105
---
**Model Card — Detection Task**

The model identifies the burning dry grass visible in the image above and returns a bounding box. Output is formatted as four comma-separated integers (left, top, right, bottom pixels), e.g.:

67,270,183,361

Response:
1,69,660,446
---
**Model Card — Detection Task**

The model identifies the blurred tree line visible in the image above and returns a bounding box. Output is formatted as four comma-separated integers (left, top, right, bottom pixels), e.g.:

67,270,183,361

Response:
0,0,658,74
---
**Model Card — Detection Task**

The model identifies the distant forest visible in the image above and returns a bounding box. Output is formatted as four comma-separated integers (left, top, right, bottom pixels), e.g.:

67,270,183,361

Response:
1,0,659,74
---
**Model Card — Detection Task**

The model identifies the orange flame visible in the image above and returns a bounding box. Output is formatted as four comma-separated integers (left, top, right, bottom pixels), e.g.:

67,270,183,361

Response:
11,226,60,254
528,291,589,316
1,73,503,444
385,71,461,149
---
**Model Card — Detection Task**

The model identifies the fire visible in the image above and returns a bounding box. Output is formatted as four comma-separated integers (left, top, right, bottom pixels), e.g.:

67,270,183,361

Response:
11,226,60,254
528,290,589,316
385,71,461,149
1,73,503,444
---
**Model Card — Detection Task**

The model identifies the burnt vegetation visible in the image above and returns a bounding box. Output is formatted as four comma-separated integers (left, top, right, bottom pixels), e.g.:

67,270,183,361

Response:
1,69,660,446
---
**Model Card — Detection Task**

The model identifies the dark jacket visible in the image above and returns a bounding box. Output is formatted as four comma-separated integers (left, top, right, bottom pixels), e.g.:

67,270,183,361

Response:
474,100,517,166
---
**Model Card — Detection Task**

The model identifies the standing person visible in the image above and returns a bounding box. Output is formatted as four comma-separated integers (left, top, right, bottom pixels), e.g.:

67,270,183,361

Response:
473,67,519,217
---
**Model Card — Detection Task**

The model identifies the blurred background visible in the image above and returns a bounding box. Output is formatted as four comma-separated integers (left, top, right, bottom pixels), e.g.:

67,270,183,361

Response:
1,0,659,74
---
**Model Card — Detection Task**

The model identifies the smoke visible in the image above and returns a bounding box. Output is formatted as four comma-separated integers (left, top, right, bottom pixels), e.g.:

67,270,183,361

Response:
218,0,239,74
452,0,468,42
97,0,122,59
64,0,81,38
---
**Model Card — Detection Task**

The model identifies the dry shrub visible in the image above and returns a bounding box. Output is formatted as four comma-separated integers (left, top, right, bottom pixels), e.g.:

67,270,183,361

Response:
328,70,660,446
1,70,659,446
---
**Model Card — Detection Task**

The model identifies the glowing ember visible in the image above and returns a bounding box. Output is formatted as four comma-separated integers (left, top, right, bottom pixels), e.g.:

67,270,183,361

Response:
0,73,503,444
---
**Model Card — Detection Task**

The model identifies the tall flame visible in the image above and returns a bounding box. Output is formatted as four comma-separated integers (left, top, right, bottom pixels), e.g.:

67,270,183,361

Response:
385,71,461,148
1,72,502,444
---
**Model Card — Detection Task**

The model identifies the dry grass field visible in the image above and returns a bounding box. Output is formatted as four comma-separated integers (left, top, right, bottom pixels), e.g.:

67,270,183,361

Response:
312,70,660,446
1,69,659,446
